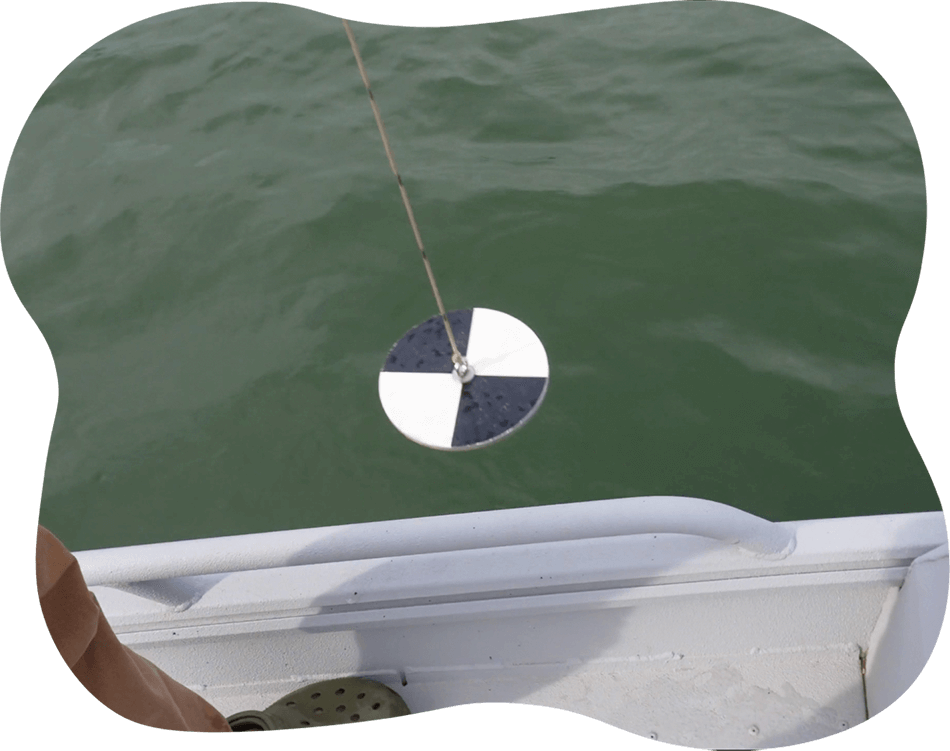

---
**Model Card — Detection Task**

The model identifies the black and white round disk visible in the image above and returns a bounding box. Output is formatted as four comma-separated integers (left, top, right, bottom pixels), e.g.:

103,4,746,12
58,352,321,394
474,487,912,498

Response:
378,308,549,450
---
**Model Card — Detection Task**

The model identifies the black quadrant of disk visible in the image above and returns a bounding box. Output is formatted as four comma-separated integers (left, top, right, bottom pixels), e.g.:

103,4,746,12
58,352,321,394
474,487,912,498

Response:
378,308,549,450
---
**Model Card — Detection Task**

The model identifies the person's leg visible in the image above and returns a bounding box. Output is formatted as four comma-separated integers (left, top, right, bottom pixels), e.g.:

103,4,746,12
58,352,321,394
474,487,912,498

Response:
36,526,231,732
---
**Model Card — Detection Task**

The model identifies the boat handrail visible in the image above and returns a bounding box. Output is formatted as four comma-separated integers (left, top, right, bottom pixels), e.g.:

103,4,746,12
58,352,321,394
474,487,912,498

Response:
75,496,796,588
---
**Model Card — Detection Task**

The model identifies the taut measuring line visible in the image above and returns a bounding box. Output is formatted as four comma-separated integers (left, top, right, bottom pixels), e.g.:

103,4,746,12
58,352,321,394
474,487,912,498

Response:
342,19,469,376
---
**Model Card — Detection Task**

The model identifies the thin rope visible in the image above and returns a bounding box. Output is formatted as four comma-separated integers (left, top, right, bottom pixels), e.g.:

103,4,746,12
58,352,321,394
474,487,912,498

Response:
342,19,465,367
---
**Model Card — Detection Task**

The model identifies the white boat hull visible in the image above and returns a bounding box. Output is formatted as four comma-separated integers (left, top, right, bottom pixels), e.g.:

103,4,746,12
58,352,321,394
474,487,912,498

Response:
76,497,948,748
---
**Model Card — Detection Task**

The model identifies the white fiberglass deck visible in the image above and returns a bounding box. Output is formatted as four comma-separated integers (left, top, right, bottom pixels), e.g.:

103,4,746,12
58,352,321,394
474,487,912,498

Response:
76,497,948,749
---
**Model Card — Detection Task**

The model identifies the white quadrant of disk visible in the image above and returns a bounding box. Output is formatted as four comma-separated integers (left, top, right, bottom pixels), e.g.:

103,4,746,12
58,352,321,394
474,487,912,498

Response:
465,308,549,378
378,371,462,449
